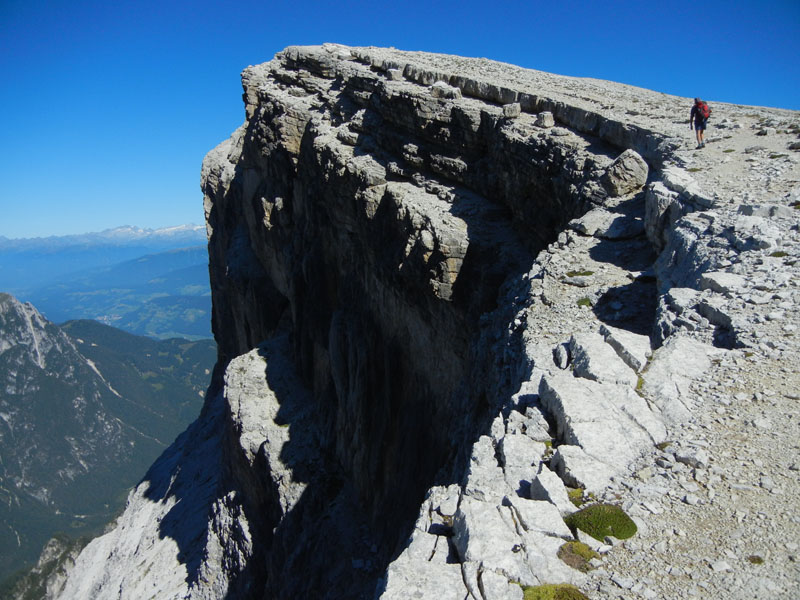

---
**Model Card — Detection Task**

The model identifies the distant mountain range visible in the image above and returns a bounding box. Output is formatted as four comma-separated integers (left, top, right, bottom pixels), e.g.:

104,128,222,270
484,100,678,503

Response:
0,226,212,340
0,225,207,293
0,293,216,587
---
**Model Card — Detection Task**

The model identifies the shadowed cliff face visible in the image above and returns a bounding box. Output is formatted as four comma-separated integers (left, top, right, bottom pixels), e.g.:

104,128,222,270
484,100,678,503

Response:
199,44,641,594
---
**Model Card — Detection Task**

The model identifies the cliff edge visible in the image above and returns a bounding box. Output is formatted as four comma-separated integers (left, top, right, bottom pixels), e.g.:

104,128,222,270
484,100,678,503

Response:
50,44,799,599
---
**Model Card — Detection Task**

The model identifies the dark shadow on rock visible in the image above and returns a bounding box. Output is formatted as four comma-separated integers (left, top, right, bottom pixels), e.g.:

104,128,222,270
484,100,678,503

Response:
592,280,658,337
139,376,229,590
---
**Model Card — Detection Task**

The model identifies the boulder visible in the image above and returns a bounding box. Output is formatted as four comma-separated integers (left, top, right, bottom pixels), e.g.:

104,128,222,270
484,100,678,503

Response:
535,111,555,127
431,81,462,99
503,103,522,118
644,180,682,251
602,149,649,197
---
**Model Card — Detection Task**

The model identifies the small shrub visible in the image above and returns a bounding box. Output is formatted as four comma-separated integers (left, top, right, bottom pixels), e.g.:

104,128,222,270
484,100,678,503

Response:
687,167,702,173
558,541,599,572
770,251,788,258
769,153,788,159
723,148,735,153
747,555,765,565
522,584,589,600
564,503,637,542
576,297,592,308
566,270,594,277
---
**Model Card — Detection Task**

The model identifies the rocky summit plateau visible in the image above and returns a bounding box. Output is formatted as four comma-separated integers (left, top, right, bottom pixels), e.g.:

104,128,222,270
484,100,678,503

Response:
41,44,799,599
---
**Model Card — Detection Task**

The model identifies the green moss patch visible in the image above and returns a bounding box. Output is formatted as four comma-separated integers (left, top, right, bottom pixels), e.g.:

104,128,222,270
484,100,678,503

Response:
769,153,788,159
723,148,735,153
566,270,594,277
563,503,637,542
567,488,585,507
557,541,599,572
747,555,765,565
576,297,592,308
769,251,788,258
686,167,702,173
522,584,589,600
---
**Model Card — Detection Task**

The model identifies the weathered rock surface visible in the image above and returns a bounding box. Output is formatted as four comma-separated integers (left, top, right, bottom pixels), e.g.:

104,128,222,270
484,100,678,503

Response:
51,44,800,600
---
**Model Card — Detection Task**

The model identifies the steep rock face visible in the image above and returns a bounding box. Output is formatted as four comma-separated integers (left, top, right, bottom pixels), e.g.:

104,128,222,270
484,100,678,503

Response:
52,45,800,599
201,44,652,542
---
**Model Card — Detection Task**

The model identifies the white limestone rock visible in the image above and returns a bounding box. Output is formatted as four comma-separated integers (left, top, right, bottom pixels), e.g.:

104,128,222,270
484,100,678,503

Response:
538,371,665,490
500,434,546,492
453,497,537,586
738,203,795,219
530,464,577,516
569,332,639,387
464,435,510,502
506,496,574,540
479,569,524,600
550,444,616,493
642,334,717,424
599,323,652,372
520,529,586,585
700,271,747,295
665,287,700,315
380,554,466,599
568,208,616,237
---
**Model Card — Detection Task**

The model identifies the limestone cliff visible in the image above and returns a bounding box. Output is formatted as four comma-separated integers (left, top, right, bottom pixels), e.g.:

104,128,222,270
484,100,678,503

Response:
52,44,800,600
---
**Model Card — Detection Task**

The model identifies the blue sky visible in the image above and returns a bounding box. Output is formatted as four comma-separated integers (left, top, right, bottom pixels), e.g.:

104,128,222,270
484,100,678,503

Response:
1,0,798,238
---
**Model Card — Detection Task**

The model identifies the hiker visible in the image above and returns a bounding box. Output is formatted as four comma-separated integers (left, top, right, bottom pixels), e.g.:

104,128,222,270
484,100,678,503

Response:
690,97,711,148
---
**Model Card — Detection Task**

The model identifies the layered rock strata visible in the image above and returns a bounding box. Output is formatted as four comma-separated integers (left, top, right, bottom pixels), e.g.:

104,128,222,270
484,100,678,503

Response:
52,44,800,599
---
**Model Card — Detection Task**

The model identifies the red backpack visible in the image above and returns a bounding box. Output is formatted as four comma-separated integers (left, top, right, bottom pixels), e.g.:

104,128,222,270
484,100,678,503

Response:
698,101,711,119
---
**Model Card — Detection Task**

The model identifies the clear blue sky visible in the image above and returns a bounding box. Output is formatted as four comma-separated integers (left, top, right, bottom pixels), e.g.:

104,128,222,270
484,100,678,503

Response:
1,0,798,238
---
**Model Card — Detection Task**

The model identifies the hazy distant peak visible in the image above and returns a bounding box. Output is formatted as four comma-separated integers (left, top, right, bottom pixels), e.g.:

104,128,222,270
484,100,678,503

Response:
0,224,206,250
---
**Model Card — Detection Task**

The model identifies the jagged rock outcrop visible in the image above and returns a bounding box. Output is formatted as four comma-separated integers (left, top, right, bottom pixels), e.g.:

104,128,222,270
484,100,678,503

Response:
52,44,800,599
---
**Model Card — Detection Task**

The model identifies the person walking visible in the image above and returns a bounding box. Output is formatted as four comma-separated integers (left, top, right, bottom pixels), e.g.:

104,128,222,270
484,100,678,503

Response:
690,98,711,148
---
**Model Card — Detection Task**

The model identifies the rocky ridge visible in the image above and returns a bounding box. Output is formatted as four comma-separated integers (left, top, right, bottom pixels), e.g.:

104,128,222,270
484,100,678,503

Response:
51,45,799,599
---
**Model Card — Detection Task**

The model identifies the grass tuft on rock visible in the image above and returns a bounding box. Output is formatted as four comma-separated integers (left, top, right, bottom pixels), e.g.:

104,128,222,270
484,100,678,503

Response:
563,503,637,542
557,541,599,572
522,583,589,600
567,488,585,507
576,297,592,308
